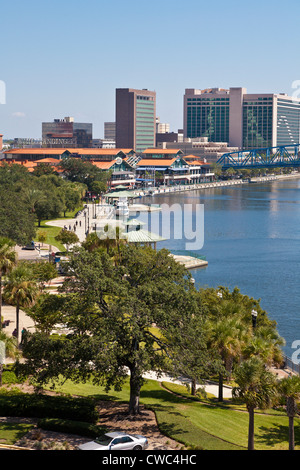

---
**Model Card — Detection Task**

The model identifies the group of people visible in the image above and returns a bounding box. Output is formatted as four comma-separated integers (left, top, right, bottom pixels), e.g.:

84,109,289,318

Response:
12,327,28,345
63,219,82,232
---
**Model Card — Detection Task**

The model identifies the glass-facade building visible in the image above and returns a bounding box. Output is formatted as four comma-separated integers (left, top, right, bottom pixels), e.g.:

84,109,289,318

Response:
276,97,300,147
242,96,273,149
184,88,300,150
116,88,156,153
185,94,230,142
135,94,156,153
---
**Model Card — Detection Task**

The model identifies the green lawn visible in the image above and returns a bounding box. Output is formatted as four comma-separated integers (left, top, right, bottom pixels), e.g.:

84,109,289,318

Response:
34,208,82,252
0,422,34,446
43,376,300,451
35,222,65,251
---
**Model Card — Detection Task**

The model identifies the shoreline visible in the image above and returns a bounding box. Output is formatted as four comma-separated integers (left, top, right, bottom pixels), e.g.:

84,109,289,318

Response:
132,172,300,198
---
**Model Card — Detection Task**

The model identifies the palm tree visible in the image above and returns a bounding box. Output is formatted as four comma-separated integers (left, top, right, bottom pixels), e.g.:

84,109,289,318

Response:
243,325,285,367
98,224,127,264
277,375,300,450
22,187,46,214
233,357,277,450
0,237,17,330
208,316,250,401
0,330,19,386
3,264,39,345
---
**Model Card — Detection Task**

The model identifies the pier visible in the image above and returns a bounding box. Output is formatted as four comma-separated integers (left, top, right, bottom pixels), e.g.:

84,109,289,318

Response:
171,254,208,269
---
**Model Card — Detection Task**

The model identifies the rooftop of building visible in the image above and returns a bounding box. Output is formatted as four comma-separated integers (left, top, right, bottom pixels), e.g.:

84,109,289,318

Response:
137,158,177,167
3,147,134,156
142,148,183,155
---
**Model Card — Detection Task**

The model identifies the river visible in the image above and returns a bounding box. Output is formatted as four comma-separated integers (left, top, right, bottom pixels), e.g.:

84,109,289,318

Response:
138,178,300,359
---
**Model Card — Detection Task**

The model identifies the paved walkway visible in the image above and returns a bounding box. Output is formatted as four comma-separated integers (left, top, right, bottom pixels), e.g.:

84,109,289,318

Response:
143,371,233,399
1,305,35,345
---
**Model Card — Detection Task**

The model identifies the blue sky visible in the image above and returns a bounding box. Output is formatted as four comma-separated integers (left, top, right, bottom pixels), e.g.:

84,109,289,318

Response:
1,0,300,139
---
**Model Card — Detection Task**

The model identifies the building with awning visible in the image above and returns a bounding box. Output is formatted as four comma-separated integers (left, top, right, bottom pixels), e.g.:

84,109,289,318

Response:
142,148,184,159
3,147,135,162
105,190,139,202
136,157,191,186
78,158,136,189
125,228,166,249
136,153,215,186
123,218,145,232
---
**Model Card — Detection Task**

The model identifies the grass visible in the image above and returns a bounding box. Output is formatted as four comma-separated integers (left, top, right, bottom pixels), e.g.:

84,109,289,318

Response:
0,422,34,446
34,208,82,252
40,376,300,451
35,223,64,251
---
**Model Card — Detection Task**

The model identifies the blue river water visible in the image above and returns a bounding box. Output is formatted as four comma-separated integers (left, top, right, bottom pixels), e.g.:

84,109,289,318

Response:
138,178,300,358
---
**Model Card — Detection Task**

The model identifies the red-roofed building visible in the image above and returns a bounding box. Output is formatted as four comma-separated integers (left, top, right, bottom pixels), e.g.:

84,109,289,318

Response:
3,147,135,162
136,154,214,186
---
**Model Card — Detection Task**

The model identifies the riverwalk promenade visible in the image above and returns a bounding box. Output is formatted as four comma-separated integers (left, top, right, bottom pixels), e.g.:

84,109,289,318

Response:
133,171,300,198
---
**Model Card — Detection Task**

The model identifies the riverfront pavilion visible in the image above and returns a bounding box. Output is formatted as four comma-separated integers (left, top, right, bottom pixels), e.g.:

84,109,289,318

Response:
125,228,166,250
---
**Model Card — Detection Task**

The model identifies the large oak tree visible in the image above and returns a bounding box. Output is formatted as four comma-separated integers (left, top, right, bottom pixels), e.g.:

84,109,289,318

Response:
20,244,203,414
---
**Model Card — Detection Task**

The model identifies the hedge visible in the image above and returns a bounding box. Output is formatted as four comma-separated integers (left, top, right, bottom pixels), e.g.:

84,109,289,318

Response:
0,389,98,423
37,418,107,438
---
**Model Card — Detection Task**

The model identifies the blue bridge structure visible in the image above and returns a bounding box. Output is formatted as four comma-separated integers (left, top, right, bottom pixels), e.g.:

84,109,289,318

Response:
216,144,300,170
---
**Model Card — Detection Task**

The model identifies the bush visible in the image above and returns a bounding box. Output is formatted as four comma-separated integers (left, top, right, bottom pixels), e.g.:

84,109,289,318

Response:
0,390,98,423
37,418,107,438
1,365,26,385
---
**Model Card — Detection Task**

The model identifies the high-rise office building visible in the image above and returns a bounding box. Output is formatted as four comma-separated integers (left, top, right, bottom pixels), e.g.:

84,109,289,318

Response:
104,122,116,140
184,88,300,150
116,88,156,153
42,117,93,148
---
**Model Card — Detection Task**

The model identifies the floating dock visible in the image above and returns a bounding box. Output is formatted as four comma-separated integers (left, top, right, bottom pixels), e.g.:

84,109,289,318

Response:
171,254,208,269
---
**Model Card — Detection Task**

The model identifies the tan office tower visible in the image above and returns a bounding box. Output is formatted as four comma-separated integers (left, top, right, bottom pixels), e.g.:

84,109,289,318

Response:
116,88,156,153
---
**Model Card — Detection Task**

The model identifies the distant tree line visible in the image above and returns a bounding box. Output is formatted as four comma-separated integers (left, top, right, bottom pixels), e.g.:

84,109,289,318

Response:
0,158,110,244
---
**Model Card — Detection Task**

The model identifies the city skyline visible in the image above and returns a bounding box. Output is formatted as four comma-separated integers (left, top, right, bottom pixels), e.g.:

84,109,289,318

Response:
1,0,300,139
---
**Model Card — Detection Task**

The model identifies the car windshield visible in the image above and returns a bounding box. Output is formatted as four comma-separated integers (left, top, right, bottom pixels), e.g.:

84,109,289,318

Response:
94,434,113,446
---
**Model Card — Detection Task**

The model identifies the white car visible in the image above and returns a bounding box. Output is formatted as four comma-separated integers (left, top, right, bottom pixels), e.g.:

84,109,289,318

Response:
78,431,148,450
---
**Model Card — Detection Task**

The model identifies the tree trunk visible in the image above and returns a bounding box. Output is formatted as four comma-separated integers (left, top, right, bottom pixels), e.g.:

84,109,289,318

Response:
286,397,297,450
129,367,142,415
16,303,20,346
248,407,255,450
218,373,223,402
0,364,2,387
191,378,197,396
289,415,295,451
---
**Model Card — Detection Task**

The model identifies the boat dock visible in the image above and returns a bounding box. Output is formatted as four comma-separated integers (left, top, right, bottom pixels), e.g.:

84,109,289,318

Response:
170,253,208,270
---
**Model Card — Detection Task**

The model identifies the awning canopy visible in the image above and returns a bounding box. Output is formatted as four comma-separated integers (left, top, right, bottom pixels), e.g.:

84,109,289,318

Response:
125,229,166,243
124,218,146,226
105,191,139,198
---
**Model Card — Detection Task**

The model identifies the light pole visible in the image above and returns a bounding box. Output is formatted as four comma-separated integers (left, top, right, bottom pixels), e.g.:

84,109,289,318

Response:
251,309,258,329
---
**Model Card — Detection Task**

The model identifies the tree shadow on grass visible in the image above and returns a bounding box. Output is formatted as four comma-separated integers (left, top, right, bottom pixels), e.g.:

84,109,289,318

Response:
256,421,300,449
0,422,34,443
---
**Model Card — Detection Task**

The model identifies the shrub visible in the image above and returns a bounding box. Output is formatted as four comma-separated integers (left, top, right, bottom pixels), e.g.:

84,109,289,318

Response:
0,390,98,423
37,418,107,438
1,365,26,385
